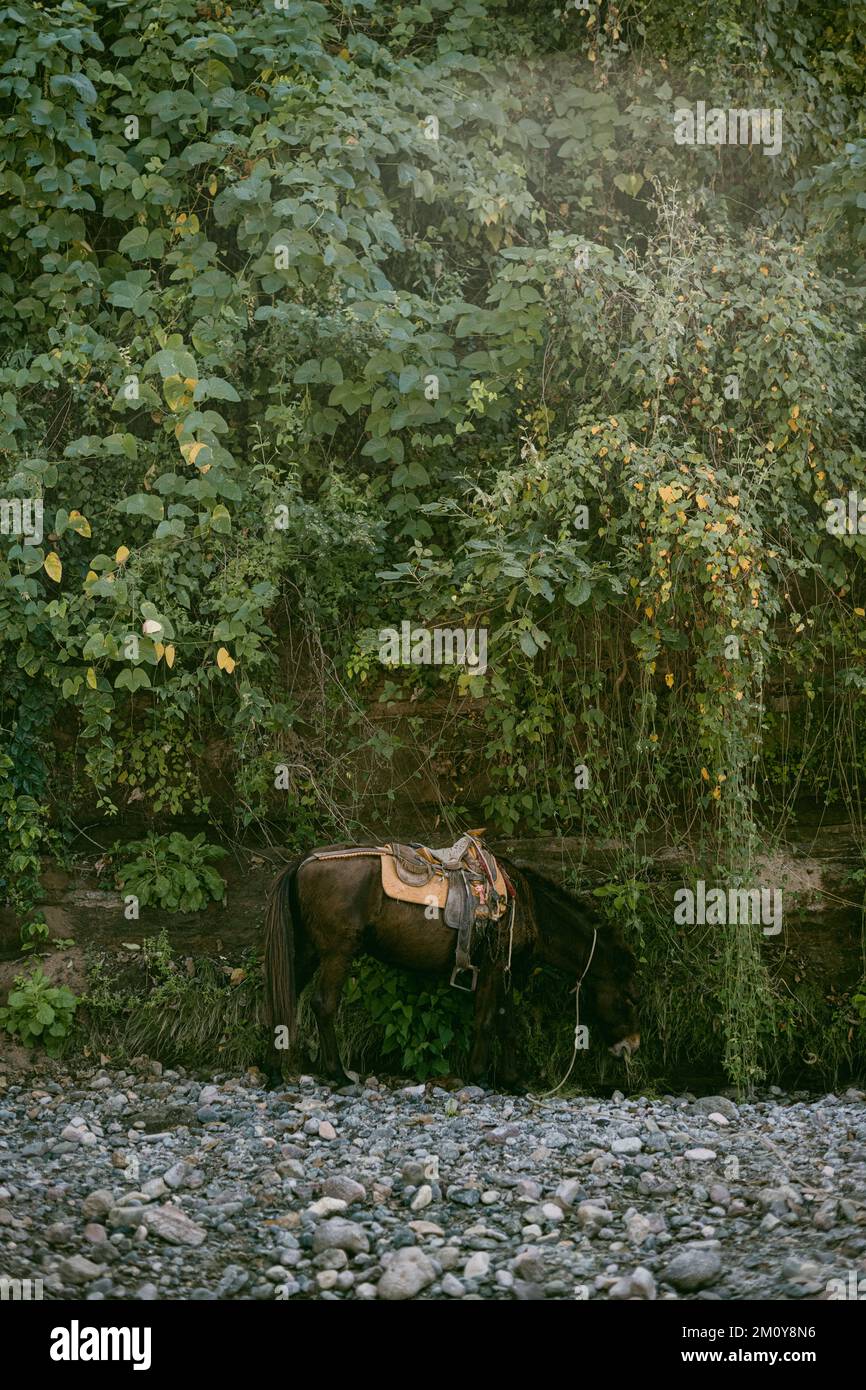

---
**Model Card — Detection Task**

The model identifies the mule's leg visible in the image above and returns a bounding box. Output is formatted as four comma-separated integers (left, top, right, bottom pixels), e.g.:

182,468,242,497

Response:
496,980,520,1089
468,968,500,1081
311,950,353,1080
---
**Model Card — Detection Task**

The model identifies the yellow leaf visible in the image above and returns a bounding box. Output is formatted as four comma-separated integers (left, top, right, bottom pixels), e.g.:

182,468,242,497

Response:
791,404,800,419
658,484,681,505
665,672,674,688
86,667,97,690
216,646,236,674
68,510,92,538
181,440,206,465
696,494,709,510
208,175,218,196
164,644,176,668
701,767,710,781
154,642,165,662
85,569,98,583
44,552,62,582
163,374,187,410
115,545,130,565
855,608,865,618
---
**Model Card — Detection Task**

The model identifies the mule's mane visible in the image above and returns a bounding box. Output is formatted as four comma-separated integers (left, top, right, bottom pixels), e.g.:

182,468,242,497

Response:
517,864,597,918
513,863,626,953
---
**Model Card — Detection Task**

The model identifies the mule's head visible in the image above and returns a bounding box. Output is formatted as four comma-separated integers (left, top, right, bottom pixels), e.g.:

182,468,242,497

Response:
584,939,641,1059
516,864,641,1059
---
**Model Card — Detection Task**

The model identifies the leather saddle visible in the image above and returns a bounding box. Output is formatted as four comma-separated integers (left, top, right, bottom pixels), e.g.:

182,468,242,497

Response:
380,831,509,992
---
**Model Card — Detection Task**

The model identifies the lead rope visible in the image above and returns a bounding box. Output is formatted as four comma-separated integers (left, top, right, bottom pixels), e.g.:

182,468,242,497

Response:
526,927,597,1108
504,898,516,986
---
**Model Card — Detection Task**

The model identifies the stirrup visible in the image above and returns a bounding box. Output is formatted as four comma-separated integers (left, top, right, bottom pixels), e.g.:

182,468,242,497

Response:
450,964,478,992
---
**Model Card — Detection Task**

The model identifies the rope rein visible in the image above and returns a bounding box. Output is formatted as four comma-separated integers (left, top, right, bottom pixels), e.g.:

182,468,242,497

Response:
527,925,598,1106
504,897,516,984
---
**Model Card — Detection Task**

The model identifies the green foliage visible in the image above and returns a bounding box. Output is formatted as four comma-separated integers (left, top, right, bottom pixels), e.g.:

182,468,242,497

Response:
0,757,48,948
342,957,473,1079
0,967,78,1054
81,930,262,1069
0,0,864,1085
114,831,226,912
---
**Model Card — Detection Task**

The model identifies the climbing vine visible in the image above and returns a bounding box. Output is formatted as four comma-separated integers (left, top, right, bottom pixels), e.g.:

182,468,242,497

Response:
0,0,864,1085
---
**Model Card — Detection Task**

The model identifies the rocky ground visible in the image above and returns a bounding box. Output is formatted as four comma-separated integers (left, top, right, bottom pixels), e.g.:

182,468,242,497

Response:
1,1063,864,1301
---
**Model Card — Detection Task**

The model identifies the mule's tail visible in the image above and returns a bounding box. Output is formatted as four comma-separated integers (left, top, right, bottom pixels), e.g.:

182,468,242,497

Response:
264,859,304,1057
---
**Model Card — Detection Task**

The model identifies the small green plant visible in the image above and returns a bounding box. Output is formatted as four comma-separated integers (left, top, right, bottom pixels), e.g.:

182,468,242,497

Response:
590,877,652,947
114,832,226,912
0,967,78,1054
342,957,472,1079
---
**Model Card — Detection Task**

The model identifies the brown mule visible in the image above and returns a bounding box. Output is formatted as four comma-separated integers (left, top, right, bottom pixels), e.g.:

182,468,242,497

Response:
263,846,640,1084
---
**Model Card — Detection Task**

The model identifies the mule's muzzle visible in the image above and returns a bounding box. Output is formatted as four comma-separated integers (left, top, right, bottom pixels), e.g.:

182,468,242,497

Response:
609,1033,640,1058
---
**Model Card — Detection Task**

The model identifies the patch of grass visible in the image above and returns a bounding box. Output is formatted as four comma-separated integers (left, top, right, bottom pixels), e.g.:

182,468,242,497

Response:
78,932,264,1071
